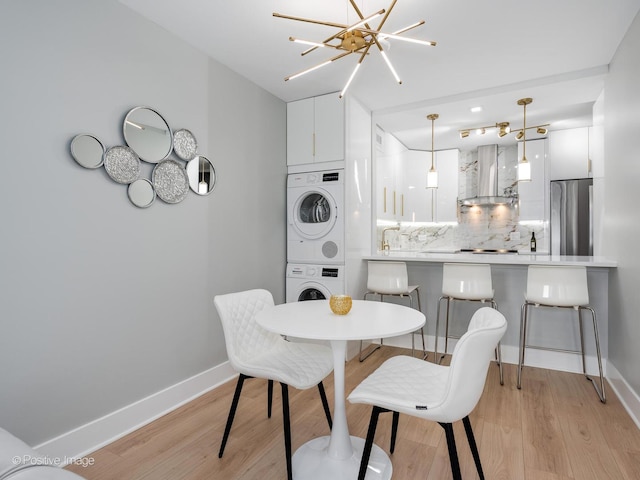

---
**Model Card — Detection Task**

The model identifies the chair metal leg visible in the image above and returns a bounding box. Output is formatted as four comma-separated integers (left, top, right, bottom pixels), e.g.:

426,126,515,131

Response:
219,373,249,458
267,379,273,418
280,383,293,480
463,416,485,480
390,411,400,454
317,382,333,429
358,406,385,480
439,422,462,480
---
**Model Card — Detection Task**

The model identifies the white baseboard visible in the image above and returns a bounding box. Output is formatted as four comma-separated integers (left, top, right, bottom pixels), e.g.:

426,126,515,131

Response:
606,361,640,429
33,362,237,463
372,334,607,375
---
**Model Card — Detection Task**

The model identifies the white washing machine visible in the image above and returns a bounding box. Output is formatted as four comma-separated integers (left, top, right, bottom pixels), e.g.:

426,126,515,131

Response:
287,169,344,264
286,263,345,303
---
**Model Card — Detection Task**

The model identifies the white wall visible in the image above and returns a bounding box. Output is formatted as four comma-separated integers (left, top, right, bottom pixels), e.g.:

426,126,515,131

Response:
0,0,286,447
603,11,640,399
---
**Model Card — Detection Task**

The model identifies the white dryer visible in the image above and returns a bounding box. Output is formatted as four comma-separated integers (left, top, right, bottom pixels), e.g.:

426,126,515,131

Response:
286,263,345,303
287,169,344,264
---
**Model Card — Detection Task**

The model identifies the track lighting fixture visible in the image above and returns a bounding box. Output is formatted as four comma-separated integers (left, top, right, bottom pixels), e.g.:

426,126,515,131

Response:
459,130,470,139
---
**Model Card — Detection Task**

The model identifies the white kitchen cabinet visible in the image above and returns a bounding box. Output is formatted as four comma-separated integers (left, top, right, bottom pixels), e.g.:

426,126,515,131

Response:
548,127,591,180
518,138,547,221
287,93,344,166
400,150,428,222
435,149,459,222
375,131,404,221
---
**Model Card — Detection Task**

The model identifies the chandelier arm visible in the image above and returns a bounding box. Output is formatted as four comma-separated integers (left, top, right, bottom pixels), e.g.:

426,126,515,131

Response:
391,20,426,36
273,13,348,29
348,0,395,52
284,51,354,81
359,29,436,46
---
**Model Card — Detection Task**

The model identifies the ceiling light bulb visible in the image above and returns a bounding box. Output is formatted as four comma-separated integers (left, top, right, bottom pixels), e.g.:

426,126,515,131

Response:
470,106,483,113
476,128,485,135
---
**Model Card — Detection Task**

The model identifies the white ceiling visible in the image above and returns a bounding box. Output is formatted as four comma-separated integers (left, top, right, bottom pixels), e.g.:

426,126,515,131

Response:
119,0,640,151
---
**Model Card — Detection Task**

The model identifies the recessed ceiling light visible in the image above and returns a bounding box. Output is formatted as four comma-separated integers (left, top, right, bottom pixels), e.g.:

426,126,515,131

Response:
470,106,483,113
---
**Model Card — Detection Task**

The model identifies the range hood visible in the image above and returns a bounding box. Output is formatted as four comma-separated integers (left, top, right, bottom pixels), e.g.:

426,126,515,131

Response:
459,144,517,206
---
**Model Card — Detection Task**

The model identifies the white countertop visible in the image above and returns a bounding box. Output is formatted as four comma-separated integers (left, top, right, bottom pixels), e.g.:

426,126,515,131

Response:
365,251,617,267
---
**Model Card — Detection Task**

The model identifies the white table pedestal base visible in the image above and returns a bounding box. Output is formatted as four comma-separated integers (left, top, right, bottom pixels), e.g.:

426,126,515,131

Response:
292,435,392,480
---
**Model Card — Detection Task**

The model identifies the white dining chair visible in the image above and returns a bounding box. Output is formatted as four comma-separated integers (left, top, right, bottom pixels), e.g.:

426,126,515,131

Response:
214,289,334,480
360,261,427,361
348,307,507,480
517,265,606,402
436,262,503,385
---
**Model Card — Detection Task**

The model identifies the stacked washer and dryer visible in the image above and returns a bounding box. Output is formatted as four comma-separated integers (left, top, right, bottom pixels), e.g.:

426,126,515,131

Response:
286,169,346,302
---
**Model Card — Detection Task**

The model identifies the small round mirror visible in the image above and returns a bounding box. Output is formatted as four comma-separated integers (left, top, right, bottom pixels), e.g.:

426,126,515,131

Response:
128,179,156,208
152,159,190,204
186,156,216,195
123,106,172,163
103,146,140,184
173,129,198,161
70,134,105,169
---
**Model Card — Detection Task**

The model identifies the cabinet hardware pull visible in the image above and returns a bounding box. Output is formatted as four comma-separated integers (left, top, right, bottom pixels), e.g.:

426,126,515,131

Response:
401,194,404,216
383,187,387,213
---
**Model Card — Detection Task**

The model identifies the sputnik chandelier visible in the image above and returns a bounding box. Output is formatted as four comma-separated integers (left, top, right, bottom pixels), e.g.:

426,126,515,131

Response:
273,0,436,97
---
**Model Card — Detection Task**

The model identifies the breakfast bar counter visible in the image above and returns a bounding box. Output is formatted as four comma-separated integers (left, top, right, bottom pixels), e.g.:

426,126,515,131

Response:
364,251,617,268
361,252,617,376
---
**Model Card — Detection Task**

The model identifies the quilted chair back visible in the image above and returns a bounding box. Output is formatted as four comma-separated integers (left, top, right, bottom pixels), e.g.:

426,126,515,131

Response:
214,289,283,373
438,307,507,422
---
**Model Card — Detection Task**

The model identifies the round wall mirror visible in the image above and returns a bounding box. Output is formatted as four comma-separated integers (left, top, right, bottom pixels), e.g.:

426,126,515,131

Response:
186,156,216,195
152,159,190,204
70,134,105,169
128,179,156,208
173,129,198,161
123,106,173,163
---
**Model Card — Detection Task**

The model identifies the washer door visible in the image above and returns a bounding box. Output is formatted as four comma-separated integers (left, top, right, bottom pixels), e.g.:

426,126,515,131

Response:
290,188,337,240
297,281,331,301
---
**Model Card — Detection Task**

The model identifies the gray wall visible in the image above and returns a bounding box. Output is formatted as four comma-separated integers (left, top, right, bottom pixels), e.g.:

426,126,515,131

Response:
0,0,286,445
603,11,640,395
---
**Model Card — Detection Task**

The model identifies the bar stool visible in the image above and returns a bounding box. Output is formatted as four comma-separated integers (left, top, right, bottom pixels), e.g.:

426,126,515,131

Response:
360,261,428,361
517,265,606,402
435,263,503,385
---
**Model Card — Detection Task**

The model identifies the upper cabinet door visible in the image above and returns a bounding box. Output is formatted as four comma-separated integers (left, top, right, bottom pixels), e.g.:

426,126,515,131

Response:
314,93,344,163
287,98,314,165
435,149,459,222
286,93,344,166
518,138,547,221
548,127,590,180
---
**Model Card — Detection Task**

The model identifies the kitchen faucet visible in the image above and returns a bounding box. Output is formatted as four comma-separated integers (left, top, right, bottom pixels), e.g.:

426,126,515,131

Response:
381,225,400,253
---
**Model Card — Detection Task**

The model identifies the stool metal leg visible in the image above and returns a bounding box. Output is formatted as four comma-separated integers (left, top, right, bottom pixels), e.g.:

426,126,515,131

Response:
583,305,606,403
517,301,530,390
360,291,382,362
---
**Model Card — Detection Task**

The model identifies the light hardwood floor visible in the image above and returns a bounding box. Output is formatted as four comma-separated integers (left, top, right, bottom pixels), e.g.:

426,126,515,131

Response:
66,347,640,480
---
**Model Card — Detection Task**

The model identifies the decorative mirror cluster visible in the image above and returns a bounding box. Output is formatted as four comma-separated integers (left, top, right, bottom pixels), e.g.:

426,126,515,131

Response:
70,106,216,208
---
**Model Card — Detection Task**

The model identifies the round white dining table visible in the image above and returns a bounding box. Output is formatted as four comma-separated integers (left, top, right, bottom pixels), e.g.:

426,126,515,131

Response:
255,299,426,480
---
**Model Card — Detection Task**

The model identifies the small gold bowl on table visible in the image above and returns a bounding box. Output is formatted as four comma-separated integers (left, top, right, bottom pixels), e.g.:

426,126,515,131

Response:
329,295,352,315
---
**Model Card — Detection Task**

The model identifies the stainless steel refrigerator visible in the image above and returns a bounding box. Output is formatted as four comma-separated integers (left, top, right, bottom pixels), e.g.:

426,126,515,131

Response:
550,178,593,255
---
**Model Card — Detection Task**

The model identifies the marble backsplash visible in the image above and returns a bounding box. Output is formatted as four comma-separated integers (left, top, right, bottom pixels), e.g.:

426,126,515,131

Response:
376,143,547,253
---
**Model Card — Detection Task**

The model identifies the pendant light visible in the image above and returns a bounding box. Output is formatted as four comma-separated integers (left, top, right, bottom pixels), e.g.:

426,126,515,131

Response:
517,98,532,182
427,114,439,189
198,156,208,194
